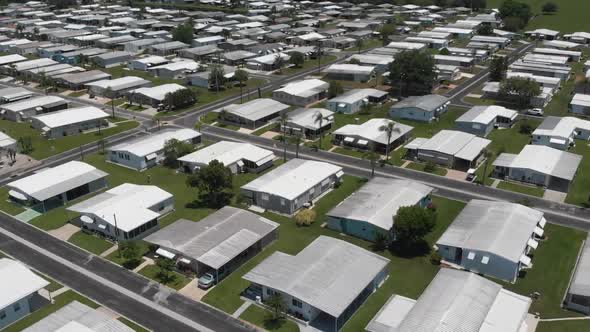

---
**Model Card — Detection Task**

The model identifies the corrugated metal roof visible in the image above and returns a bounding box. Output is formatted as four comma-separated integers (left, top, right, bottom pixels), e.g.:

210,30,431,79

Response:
436,200,544,262
241,159,342,200
144,206,278,269
22,300,134,332
243,236,389,317
7,161,107,202
110,128,200,157
382,269,530,332
0,258,49,310
569,234,590,297
417,130,491,161
456,105,518,125
33,106,109,129
327,178,432,231
390,94,449,113
178,140,274,168
506,145,582,180
286,108,334,130
333,118,413,145
224,98,289,122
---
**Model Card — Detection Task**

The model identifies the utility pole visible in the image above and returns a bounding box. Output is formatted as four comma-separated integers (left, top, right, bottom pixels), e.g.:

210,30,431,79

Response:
317,40,322,74
113,214,121,257
79,144,84,160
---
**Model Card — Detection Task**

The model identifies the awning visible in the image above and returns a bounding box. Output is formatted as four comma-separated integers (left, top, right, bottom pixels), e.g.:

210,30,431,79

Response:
98,224,107,230
256,155,275,166
519,254,532,267
337,103,346,108
534,226,544,237
237,160,244,167
41,126,50,132
527,238,539,250
538,218,547,228
8,190,27,201
343,136,355,143
145,153,157,161
156,248,176,260
80,215,94,224
549,137,567,145
179,258,191,265
357,139,368,146
336,170,344,178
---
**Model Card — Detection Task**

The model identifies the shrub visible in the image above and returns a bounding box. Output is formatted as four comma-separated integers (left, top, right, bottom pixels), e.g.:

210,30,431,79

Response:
430,251,442,265
294,209,316,226
423,161,437,173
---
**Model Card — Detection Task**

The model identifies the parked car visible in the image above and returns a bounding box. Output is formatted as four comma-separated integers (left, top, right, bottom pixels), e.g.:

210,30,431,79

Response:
198,273,215,289
466,168,476,182
526,108,544,116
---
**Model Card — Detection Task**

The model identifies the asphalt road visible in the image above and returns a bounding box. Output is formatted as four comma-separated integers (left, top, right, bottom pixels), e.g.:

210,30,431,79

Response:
0,212,253,332
201,125,590,231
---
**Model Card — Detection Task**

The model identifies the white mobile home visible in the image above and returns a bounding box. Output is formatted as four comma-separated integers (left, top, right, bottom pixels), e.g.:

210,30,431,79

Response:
178,141,274,174
272,79,329,107
31,106,109,138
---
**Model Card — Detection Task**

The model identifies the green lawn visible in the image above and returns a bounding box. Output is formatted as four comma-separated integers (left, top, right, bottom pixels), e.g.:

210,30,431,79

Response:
389,147,407,167
203,175,466,321
462,96,498,106
0,187,26,215
405,162,448,176
68,231,114,255
199,112,218,125
137,264,190,290
501,224,587,318
68,90,87,97
497,180,545,197
488,0,590,33
282,55,338,76
252,123,278,136
536,320,590,332
332,147,367,159
106,240,151,268
36,272,63,292
2,290,99,332
566,140,590,206
0,119,139,160
346,38,382,52
240,305,300,332
543,61,583,117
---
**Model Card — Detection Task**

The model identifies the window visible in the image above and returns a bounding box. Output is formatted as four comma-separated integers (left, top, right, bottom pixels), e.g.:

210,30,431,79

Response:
13,302,20,312
280,199,285,206
261,194,270,201
0,310,5,320
292,298,303,308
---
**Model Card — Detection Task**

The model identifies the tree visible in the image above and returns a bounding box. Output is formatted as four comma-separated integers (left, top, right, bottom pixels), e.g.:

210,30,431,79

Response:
499,77,541,108
119,241,141,269
542,1,558,14
378,23,396,46
392,205,436,251
499,0,532,31
519,120,533,134
477,24,494,36
273,54,285,74
379,120,401,160
186,160,233,208
163,88,197,111
355,38,364,54
294,209,316,226
292,131,303,158
209,65,225,93
105,87,115,118
289,51,304,68
389,50,436,97
172,21,194,44
328,80,343,98
423,161,438,173
163,138,195,168
265,294,286,321
313,111,326,149
156,258,176,284
439,47,450,56
363,151,380,177
234,69,249,102
17,136,33,154
489,56,507,81
48,0,77,9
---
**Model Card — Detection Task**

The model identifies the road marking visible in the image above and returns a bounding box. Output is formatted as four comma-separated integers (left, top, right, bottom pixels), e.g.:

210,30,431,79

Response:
0,226,215,332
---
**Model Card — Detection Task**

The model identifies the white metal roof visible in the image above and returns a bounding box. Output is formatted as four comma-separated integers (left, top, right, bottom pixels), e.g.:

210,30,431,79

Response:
132,83,186,102
9,58,57,71
87,76,150,91
7,161,108,202
365,294,416,332
533,116,590,141
67,183,173,232
327,178,432,231
0,258,49,310
373,268,531,332
1,95,64,112
241,158,342,200
22,300,134,332
144,206,278,270
328,88,388,104
499,145,582,181
569,234,590,297
224,98,289,122
571,93,590,108
148,60,199,72
274,79,328,98
325,63,375,75
456,105,518,125
413,130,491,161
178,140,274,169
286,108,334,130
243,236,389,317
33,106,109,129
0,53,26,65
437,200,545,262
110,128,200,158
333,118,413,145
386,41,426,50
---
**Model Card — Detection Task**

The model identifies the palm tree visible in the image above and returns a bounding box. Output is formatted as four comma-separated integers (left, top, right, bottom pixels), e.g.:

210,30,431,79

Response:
355,38,363,54
363,151,380,177
293,131,303,158
279,112,289,161
273,54,285,74
379,120,401,160
105,87,115,118
313,111,325,150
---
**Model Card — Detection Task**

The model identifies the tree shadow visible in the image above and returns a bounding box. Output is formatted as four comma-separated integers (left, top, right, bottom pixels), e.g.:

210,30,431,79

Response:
389,239,431,258
185,192,233,210
263,317,289,331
